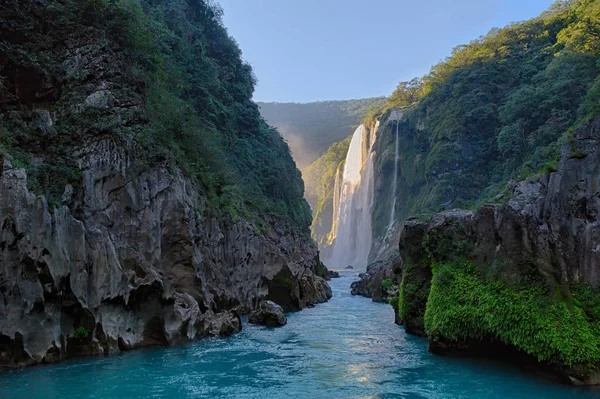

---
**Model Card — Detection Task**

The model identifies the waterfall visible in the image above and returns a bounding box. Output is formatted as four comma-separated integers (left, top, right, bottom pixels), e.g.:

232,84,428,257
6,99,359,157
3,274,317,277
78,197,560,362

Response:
326,122,379,269
329,161,344,244
387,120,400,232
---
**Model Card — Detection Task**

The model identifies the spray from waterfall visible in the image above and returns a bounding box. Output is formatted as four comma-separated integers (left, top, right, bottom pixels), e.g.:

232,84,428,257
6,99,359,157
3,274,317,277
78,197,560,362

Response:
387,120,400,233
326,122,379,269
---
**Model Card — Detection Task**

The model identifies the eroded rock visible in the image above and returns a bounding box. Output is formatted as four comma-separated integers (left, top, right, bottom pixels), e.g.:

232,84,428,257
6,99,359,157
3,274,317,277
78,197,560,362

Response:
248,301,287,327
0,145,330,368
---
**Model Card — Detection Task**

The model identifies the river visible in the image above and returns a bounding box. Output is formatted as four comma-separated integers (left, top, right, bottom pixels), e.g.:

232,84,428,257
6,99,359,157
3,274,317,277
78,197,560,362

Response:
0,274,598,399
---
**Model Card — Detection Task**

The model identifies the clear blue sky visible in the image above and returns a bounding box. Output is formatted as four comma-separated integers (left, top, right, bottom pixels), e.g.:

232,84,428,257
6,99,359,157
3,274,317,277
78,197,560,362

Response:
217,0,555,103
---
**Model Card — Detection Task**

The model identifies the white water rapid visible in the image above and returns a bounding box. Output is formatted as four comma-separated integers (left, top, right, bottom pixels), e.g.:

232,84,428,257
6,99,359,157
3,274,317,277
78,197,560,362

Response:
327,122,379,269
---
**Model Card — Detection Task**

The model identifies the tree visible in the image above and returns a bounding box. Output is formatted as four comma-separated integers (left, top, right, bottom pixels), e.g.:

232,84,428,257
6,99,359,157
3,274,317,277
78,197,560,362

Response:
387,78,425,109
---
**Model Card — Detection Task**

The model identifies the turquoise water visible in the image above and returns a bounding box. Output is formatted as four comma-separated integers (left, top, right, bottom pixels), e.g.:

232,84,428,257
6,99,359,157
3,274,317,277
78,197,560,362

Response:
1,275,599,399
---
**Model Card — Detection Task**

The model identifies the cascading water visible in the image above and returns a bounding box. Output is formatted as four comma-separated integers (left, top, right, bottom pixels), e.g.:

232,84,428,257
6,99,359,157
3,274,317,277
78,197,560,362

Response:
387,120,400,232
328,162,344,243
327,122,379,269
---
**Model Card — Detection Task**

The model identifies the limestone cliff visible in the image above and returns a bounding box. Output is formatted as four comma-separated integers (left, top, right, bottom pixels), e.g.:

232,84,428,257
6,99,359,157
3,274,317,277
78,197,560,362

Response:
353,0,600,300
0,148,330,367
0,0,330,368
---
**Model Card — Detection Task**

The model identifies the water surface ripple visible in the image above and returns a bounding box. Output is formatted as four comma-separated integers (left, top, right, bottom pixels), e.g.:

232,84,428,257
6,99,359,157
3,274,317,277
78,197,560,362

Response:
1,275,599,398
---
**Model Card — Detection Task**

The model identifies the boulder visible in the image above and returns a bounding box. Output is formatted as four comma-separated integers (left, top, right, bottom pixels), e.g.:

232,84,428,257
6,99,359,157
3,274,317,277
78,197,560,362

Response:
327,270,340,279
248,301,287,327
350,259,398,302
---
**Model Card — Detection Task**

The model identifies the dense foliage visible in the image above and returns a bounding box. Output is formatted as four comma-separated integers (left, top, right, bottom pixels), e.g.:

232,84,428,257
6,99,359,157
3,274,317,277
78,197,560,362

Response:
0,0,311,231
425,260,600,367
398,218,600,371
373,0,600,237
73,327,90,339
258,98,385,168
386,78,425,111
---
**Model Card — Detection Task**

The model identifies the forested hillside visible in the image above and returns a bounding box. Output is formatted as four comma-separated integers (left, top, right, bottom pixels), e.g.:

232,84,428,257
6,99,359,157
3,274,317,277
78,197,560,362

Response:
364,0,600,382
0,0,311,231
258,98,385,168
302,137,351,246
372,0,600,238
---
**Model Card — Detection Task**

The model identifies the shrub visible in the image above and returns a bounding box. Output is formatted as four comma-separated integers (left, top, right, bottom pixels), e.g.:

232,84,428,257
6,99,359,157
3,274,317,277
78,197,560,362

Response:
381,278,393,291
73,327,90,339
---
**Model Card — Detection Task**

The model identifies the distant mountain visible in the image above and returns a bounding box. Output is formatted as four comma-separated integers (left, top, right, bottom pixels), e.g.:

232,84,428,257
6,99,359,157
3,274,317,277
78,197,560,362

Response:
258,98,385,168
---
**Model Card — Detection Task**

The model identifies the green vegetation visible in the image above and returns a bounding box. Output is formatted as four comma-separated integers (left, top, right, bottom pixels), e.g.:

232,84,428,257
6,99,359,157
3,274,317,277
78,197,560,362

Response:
371,0,600,239
315,261,328,278
302,137,351,244
425,260,600,367
396,206,600,371
258,98,386,168
73,327,90,339
381,278,393,291
281,277,293,289
303,138,351,210
386,78,425,111
0,0,311,232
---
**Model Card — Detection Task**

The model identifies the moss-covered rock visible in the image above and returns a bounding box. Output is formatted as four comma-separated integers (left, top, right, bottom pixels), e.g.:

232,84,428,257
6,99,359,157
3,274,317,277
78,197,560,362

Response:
396,117,600,385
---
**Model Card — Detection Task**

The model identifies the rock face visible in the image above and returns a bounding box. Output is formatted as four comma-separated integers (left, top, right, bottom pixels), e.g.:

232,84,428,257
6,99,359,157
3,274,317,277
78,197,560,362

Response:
395,117,600,384
326,270,340,279
248,301,287,327
349,261,397,303
0,0,332,369
350,224,401,302
0,147,331,368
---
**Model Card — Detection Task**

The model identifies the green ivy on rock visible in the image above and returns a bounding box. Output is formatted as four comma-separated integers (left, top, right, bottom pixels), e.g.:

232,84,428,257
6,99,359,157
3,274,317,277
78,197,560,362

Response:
424,260,600,367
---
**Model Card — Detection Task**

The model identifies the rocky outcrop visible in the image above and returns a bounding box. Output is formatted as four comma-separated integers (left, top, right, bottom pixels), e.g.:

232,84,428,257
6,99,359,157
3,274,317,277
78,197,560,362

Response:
395,117,600,385
351,225,402,302
326,270,340,279
349,262,397,302
0,145,331,368
349,274,371,297
248,300,287,327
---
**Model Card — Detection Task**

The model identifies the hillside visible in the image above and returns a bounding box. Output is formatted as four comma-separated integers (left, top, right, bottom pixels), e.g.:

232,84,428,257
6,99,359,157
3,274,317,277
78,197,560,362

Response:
0,0,330,368
257,98,385,168
302,137,351,246
371,0,600,238
308,0,600,250
1,0,315,231
340,0,600,383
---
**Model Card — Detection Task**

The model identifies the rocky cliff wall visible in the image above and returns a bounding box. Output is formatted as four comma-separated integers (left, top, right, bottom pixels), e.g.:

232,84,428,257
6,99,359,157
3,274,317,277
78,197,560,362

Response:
0,0,330,369
0,142,330,367
394,117,600,385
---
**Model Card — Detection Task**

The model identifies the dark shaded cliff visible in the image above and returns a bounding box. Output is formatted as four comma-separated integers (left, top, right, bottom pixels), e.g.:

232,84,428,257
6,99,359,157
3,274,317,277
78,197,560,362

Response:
0,0,330,368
